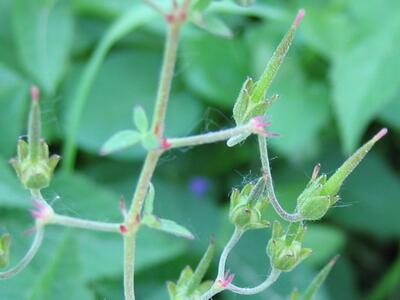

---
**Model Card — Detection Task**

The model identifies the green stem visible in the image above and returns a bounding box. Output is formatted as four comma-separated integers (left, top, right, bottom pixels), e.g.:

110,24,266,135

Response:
0,225,45,280
124,233,136,300
50,214,121,233
217,227,243,279
123,18,184,300
168,124,252,149
258,136,303,222
151,22,181,137
227,268,281,295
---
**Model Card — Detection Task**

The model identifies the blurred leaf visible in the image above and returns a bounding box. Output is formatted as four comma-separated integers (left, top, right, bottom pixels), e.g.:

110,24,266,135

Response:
68,50,202,160
133,106,149,133
330,0,400,152
63,5,156,170
0,0,20,69
182,32,249,108
190,13,233,38
13,0,73,94
0,158,29,209
303,224,345,267
302,256,338,300
378,95,400,130
72,0,135,19
28,233,92,300
100,130,141,155
0,65,29,158
142,214,195,240
328,153,400,237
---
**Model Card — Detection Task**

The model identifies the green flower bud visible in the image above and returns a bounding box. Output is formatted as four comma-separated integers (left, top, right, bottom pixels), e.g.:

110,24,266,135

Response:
229,178,270,231
10,87,60,190
296,165,338,220
267,221,312,272
321,128,388,197
0,233,11,269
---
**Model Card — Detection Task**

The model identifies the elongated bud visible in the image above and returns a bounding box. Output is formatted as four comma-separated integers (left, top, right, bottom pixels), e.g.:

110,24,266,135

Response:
321,128,388,196
0,233,11,268
28,86,41,162
250,9,305,103
10,86,61,190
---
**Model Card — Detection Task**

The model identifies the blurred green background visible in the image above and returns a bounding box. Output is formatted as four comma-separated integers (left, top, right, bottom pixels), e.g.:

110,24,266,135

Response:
0,0,399,299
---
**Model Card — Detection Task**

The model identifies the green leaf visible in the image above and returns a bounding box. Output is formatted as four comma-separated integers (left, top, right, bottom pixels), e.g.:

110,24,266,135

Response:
303,224,345,267
182,32,249,108
28,233,91,300
100,130,141,155
141,132,160,151
330,0,400,152
142,214,195,240
190,13,233,38
328,153,400,238
13,0,73,94
0,65,29,158
62,6,156,170
68,50,202,161
133,106,149,133
144,182,155,215
302,256,338,300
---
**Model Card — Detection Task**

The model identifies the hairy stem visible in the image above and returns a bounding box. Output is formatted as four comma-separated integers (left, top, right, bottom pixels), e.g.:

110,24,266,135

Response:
151,22,181,137
124,233,136,300
50,214,121,233
228,268,281,295
217,227,243,279
123,16,184,300
258,136,303,222
0,225,44,279
168,124,252,149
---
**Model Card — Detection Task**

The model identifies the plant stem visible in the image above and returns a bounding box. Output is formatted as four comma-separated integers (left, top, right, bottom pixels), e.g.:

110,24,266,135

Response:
168,124,252,149
0,225,44,279
217,227,243,279
227,268,281,295
258,136,303,222
151,22,181,138
123,17,184,300
50,214,121,233
124,233,136,300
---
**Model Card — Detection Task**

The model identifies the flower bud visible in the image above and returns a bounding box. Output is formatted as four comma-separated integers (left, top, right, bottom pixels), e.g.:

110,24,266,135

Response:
267,221,312,272
296,165,338,220
0,233,11,269
10,87,60,190
229,178,270,231
321,128,388,197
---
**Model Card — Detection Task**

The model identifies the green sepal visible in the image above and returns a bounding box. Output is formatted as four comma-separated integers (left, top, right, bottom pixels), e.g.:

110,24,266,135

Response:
302,256,338,300
142,214,194,240
290,289,300,300
229,178,270,231
100,130,142,155
0,233,11,269
133,106,148,134
267,221,312,272
233,77,253,125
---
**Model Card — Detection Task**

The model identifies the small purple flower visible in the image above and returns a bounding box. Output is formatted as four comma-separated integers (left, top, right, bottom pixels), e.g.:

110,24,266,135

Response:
189,176,211,198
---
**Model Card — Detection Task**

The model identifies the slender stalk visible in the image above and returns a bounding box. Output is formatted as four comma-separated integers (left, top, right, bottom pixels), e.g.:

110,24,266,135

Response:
258,136,303,222
0,226,44,279
50,214,121,233
124,233,136,300
123,14,185,300
228,268,281,295
217,227,243,279
151,22,182,137
168,124,251,149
